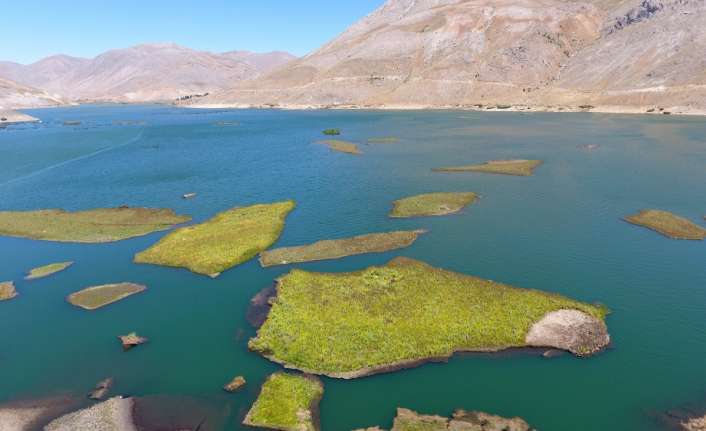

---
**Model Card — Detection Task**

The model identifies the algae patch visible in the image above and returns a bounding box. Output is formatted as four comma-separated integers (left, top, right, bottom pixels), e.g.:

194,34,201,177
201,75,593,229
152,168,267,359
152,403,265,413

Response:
243,373,323,431
25,262,74,280
67,283,146,310
625,209,706,240
0,207,191,243
250,257,609,378
134,201,295,277
0,281,17,301
260,230,425,267
434,159,542,176
390,192,478,218
317,140,362,155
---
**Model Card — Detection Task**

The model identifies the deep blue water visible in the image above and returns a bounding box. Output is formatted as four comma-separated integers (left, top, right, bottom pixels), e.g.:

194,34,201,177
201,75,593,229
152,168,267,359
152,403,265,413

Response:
0,105,705,430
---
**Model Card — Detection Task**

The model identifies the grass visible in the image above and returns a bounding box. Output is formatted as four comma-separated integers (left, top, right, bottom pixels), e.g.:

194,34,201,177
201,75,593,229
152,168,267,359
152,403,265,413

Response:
134,201,295,277
625,210,706,240
322,128,341,136
243,373,323,431
259,230,425,267
0,281,17,301
385,408,532,431
368,137,399,144
67,283,147,310
249,257,608,378
25,262,74,280
0,207,191,243
434,160,543,176
317,140,362,155
390,192,478,218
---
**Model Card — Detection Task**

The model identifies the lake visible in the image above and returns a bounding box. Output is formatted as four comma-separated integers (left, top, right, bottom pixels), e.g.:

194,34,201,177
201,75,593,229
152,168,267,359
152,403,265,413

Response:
0,105,705,430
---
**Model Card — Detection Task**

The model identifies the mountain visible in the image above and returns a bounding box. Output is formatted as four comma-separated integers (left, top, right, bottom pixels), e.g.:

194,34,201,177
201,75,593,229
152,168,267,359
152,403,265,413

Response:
0,77,65,110
193,0,706,114
0,44,296,103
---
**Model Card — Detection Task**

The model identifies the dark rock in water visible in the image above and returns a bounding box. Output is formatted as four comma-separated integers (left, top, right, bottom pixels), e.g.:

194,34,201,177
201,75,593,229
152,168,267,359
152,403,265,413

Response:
657,405,706,431
223,376,246,393
577,144,600,151
247,285,276,328
132,394,227,431
119,332,148,351
63,121,81,126
542,349,566,359
88,378,113,400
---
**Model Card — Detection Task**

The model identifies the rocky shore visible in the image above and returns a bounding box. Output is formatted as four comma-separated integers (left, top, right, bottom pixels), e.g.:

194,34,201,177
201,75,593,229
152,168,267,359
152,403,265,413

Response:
0,109,39,125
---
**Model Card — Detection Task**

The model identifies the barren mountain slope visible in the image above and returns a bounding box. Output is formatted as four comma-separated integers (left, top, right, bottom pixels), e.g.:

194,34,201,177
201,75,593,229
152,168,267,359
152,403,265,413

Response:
196,0,706,113
0,77,65,109
0,44,296,103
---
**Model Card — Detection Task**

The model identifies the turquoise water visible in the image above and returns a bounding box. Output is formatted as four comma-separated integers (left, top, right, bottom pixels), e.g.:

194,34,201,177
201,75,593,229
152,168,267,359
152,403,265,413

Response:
0,105,705,430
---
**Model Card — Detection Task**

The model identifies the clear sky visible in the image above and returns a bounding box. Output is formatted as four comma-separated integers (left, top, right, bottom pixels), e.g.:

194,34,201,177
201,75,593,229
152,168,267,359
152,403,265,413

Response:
2,0,384,64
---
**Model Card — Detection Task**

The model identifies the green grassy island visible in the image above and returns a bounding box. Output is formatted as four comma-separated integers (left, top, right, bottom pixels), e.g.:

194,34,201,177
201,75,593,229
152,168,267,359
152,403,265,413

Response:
390,192,478,218
434,159,543,176
317,140,362,155
368,137,399,144
0,207,191,243
0,281,17,301
25,262,74,280
259,230,425,267
243,373,323,431
625,210,706,240
134,201,295,277
67,283,146,310
362,408,534,431
250,257,609,378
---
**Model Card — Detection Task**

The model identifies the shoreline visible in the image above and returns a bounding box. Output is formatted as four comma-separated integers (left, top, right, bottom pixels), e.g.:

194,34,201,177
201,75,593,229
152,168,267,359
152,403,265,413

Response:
0,109,40,125
184,102,706,117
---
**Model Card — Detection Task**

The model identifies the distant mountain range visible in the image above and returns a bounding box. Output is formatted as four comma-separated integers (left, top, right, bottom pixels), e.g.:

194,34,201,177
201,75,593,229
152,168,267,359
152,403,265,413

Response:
0,44,295,108
3,0,705,114
192,0,706,114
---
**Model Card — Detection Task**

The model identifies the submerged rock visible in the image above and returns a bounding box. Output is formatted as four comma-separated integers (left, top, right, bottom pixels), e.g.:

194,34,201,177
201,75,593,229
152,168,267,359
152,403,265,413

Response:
317,139,362,155
223,376,246,393
119,332,148,351
88,378,114,400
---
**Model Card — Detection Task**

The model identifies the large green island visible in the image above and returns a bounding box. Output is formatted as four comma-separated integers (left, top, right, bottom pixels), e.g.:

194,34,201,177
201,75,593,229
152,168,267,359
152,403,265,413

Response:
0,207,191,243
135,201,295,277
249,257,610,378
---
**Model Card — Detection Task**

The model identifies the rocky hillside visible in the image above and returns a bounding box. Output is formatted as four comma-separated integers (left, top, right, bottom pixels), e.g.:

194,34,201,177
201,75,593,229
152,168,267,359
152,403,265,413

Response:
0,77,65,110
194,0,706,114
0,44,296,103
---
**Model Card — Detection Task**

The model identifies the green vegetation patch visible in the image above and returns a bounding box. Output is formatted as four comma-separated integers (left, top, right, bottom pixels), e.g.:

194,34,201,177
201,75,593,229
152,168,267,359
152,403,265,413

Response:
260,230,425,267
0,207,191,243
390,192,478,218
322,128,341,136
317,140,362,155
625,209,706,240
25,262,74,280
250,257,608,378
134,201,295,277
434,159,543,176
243,373,323,431
368,137,399,144
0,281,17,301
381,408,534,431
67,283,146,310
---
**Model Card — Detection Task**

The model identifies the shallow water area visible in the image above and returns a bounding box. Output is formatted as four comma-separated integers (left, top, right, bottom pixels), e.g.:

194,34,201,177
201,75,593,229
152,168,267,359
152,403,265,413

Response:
0,105,705,431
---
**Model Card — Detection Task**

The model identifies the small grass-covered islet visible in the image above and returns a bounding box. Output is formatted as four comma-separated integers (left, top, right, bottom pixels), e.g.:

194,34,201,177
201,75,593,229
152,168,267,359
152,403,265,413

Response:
67,283,146,310
250,257,609,378
259,230,425,267
0,207,191,243
134,201,295,277
625,209,706,240
25,262,74,280
434,159,542,176
243,373,323,431
390,192,478,218
0,281,17,301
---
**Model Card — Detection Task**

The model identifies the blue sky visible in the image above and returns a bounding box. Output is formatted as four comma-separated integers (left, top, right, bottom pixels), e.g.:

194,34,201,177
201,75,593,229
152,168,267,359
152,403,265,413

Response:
2,1,383,64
